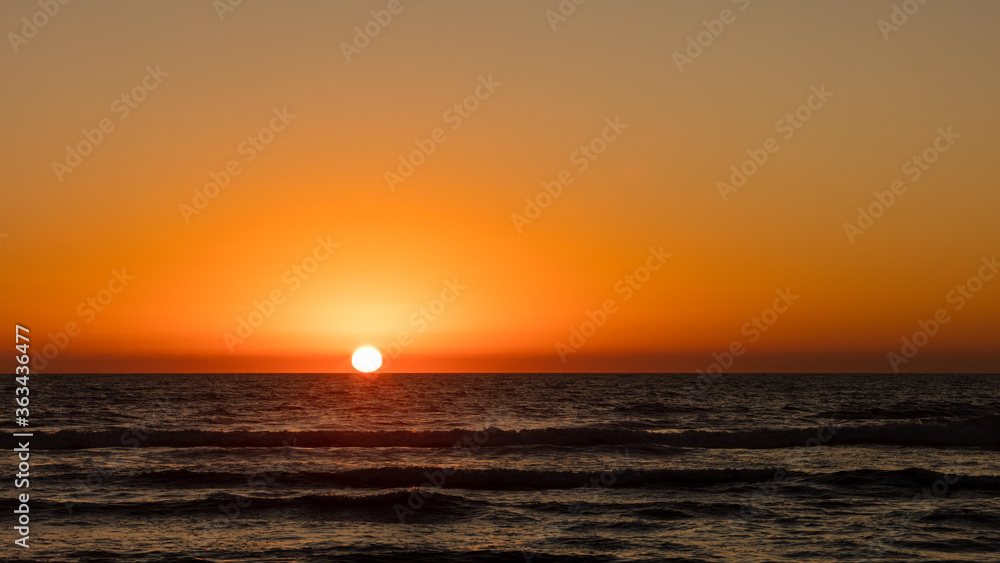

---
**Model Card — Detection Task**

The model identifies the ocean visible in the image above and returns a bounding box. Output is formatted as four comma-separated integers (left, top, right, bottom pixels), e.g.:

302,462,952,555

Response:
4,373,1000,562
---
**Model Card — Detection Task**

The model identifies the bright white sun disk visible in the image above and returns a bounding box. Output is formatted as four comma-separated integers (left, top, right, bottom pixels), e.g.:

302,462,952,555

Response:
351,346,382,373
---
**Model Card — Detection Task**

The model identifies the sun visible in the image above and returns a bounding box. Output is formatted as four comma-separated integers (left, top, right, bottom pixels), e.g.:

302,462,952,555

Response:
351,346,383,373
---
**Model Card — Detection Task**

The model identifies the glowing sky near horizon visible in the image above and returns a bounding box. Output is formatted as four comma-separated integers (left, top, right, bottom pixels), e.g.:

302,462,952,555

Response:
2,0,999,373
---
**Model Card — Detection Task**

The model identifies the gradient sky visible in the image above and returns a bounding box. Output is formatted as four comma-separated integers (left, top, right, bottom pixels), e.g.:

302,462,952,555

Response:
2,0,999,373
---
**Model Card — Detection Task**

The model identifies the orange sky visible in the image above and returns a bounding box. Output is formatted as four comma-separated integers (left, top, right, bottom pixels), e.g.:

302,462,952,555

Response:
2,0,999,373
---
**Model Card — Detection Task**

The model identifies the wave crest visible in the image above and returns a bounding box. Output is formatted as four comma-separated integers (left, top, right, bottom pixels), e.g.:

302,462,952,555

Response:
20,416,1000,450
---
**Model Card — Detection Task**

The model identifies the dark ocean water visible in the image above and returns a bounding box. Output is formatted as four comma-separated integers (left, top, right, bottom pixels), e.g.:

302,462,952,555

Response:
3,373,1000,562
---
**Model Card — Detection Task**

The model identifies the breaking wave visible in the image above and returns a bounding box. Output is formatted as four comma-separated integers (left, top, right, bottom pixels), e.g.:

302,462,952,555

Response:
23,416,1000,450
